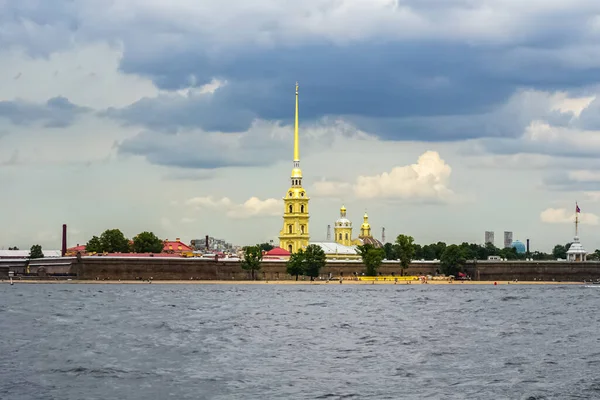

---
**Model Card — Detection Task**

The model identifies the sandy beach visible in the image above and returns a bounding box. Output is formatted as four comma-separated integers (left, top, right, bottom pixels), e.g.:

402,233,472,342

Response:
1,279,585,285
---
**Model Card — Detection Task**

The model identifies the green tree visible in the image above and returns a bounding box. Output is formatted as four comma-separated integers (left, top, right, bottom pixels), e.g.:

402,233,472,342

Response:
258,242,274,252
85,235,102,253
99,229,131,253
8,246,19,250
357,243,385,276
440,244,466,276
588,249,600,261
29,244,44,259
383,242,397,260
552,244,568,259
286,250,305,281
132,231,164,253
241,245,263,280
303,244,327,280
395,234,416,276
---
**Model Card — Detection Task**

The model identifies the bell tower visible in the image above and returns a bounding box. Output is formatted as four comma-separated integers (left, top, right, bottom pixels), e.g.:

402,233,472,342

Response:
279,83,310,253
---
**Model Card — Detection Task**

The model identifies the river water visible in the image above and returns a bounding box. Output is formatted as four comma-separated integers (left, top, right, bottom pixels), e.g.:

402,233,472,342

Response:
1,283,599,399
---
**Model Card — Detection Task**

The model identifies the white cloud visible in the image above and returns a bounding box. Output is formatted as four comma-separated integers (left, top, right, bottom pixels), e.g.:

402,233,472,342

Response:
354,151,453,200
540,207,598,225
311,151,454,201
312,179,352,198
185,196,281,219
551,94,595,117
568,170,600,182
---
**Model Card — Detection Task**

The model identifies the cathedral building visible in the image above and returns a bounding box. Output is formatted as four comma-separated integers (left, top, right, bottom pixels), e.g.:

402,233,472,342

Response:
333,206,383,248
276,83,383,259
278,83,310,254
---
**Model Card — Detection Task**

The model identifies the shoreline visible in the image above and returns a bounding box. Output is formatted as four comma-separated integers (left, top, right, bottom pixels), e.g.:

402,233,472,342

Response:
1,279,586,285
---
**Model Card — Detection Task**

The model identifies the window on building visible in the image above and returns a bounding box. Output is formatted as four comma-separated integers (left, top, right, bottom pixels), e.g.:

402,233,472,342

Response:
301,225,305,234
288,225,293,234
300,205,305,213
339,233,342,240
345,233,349,240
288,244,293,253
289,205,293,213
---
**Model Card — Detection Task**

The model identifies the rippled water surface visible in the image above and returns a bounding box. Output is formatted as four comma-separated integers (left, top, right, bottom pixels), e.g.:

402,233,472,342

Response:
1,283,600,399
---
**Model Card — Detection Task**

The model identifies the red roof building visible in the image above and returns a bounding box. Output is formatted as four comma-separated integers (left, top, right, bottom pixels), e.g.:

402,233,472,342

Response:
263,247,291,260
163,238,193,253
66,244,87,256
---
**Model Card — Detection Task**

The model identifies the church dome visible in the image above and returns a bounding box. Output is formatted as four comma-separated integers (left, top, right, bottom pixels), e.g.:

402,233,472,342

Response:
335,205,352,227
358,236,383,248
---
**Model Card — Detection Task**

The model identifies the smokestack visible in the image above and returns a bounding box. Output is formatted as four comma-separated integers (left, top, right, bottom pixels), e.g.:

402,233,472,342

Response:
327,224,331,241
61,224,67,257
205,235,209,251
382,227,386,243
526,239,530,253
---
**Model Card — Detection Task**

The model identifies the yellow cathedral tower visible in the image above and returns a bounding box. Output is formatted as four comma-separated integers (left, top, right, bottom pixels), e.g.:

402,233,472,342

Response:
279,82,310,253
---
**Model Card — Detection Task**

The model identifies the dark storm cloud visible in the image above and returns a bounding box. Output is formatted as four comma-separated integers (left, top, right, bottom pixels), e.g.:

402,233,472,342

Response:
0,96,89,128
110,39,600,141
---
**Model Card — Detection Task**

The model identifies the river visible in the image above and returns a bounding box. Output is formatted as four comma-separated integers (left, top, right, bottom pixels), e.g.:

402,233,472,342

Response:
1,283,599,399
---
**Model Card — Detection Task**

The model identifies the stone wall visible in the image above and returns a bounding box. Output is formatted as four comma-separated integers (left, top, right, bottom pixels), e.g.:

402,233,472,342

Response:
75,257,437,280
468,261,600,281
73,257,600,281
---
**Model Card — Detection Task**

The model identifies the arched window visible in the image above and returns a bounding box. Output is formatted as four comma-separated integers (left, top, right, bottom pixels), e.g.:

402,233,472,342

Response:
289,205,293,213
345,233,349,240
301,225,305,234
288,225,293,234
339,233,342,240
300,205,305,213
288,244,293,253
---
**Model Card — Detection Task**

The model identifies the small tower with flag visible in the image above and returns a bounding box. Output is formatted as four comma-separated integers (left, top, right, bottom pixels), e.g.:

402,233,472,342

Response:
566,202,587,262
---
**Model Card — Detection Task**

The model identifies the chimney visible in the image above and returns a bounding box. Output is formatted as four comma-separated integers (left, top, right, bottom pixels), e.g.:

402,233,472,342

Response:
205,235,209,250
61,224,67,257
327,225,331,241
526,239,530,253
382,227,386,243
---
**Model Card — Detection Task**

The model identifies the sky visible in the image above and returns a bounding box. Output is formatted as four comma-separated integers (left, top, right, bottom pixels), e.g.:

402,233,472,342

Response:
2,0,600,252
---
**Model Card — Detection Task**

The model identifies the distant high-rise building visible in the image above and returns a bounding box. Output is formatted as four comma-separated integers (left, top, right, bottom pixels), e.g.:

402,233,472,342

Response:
503,231,513,248
485,231,495,245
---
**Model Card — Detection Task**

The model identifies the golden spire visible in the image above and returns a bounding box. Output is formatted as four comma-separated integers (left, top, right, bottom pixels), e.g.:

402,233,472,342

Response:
291,82,302,180
294,82,299,162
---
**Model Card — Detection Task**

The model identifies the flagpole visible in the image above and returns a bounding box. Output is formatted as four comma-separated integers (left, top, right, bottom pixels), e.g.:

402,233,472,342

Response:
575,202,579,237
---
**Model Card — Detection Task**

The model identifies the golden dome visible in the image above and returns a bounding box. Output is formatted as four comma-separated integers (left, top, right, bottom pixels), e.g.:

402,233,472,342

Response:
361,212,370,228
340,205,346,212
291,168,302,178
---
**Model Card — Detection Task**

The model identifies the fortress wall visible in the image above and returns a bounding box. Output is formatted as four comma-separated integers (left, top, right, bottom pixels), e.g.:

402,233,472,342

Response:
75,258,437,280
73,258,600,281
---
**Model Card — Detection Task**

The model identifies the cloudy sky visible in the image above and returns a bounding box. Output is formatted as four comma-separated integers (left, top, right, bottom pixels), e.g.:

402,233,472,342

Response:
2,0,600,252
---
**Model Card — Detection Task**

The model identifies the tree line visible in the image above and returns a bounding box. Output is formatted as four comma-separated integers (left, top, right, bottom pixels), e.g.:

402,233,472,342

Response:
85,229,164,253
243,234,600,279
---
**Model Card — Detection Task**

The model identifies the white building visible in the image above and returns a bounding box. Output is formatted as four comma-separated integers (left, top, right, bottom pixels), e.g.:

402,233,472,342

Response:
566,237,587,262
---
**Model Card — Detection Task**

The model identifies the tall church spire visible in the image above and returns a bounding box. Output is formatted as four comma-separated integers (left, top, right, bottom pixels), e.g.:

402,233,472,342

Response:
291,82,302,184
279,82,310,254
294,82,299,163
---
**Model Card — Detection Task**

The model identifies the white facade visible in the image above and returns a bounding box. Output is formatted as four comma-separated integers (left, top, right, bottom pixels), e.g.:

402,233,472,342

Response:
566,236,587,262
